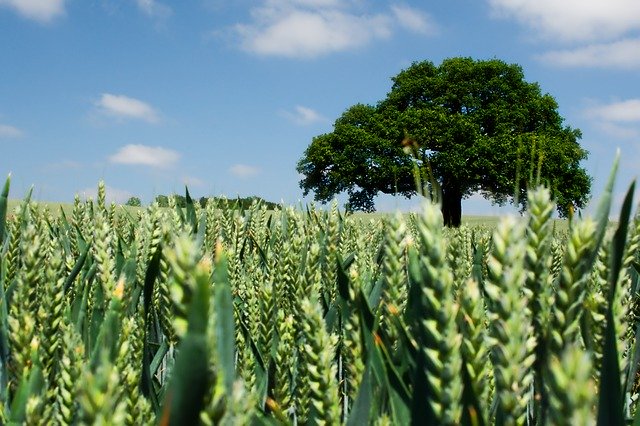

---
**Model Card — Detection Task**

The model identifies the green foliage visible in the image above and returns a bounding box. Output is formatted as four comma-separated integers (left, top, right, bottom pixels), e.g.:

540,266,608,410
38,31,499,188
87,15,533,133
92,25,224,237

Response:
125,196,142,207
155,194,169,207
297,57,591,226
0,170,637,425
152,193,280,211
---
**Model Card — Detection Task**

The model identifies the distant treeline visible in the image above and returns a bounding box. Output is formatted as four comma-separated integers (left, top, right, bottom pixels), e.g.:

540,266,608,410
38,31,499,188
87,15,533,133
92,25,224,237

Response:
152,194,279,210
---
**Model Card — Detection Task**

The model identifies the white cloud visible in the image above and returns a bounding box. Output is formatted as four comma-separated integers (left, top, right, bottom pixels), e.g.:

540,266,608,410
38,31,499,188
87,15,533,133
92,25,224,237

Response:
0,0,65,23
488,0,640,43
391,5,436,35
229,164,260,179
281,105,326,125
109,144,180,168
95,93,160,123
135,0,171,19
79,185,133,204
229,2,436,58
0,123,23,138
585,99,640,139
586,99,640,123
537,38,640,69
594,122,640,140
232,0,399,58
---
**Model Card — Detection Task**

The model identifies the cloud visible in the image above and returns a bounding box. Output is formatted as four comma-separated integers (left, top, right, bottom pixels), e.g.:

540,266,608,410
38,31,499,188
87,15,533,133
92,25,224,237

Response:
391,4,436,35
229,1,437,58
234,5,391,58
488,0,640,43
537,38,640,69
0,0,65,23
135,0,171,19
0,123,23,138
585,99,640,139
594,122,640,140
229,164,260,179
232,1,440,58
586,99,640,123
109,144,180,168
79,185,133,204
281,105,326,125
95,93,160,123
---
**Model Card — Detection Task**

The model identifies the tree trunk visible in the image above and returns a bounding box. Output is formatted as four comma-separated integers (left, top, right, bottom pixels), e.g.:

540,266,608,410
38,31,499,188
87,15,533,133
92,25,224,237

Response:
442,186,462,228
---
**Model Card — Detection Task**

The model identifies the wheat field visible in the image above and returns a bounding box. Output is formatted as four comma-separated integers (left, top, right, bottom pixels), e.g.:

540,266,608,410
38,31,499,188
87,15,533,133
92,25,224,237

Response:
0,166,639,425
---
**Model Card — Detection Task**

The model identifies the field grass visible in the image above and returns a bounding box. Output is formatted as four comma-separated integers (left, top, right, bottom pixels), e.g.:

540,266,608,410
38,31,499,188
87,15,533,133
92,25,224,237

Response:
7,198,570,229
6,199,141,219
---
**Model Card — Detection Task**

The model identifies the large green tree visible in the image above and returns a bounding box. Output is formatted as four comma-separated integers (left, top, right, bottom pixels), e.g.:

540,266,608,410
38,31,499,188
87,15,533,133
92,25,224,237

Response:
297,57,591,226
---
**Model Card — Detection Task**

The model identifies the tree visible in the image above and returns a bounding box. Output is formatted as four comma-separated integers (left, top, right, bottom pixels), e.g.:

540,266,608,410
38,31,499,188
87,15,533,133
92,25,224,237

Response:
297,57,591,226
155,195,169,207
125,196,142,207
171,194,187,208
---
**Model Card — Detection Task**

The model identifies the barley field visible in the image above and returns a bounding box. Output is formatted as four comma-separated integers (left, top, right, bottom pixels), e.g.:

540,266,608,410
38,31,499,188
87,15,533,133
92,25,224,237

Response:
0,167,639,425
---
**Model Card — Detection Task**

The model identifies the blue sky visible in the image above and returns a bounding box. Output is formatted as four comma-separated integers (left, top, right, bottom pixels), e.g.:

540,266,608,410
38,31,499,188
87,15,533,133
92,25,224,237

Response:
1,0,639,215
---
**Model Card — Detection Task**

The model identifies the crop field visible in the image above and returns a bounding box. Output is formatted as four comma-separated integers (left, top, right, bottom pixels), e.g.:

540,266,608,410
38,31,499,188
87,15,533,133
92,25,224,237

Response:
1,169,639,425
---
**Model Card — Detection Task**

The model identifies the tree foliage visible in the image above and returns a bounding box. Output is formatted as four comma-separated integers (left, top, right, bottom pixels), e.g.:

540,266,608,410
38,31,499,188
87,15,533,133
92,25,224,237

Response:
152,194,278,210
125,196,142,207
297,57,591,226
198,196,279,211
154,195,169,208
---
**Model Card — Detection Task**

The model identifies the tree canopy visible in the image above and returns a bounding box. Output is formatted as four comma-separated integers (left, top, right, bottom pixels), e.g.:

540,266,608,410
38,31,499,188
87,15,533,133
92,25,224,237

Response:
152,193,279,210
297,57,591,226
125,196,142,207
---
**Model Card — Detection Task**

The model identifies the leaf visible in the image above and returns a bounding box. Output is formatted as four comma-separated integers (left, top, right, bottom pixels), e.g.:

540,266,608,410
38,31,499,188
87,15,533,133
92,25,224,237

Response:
355,288,411,422
471,235,485,290
185,186,198,234
160,334,210,426
161,245,212,425
247,230,269,271
235,307,266,373
0,177,10,406
607,180,635,305
597,307,625,426
0,174,10,246
114,237,125,278
367,275,385,310
336,252,356,302
347,364,373,425
141,246,163,411
8,353,44,423
324,302,339,335
235,305,267,401
63,244,90,294
0,264,9,413
119,258,138,311
73,263,96,333
212,251,235,394
196,213,207,247
378,332,412,406
87,276,106,355
588,152,620,271
634,396,640,426
89,294,123,370
596,180,635,426
150,339,170,378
